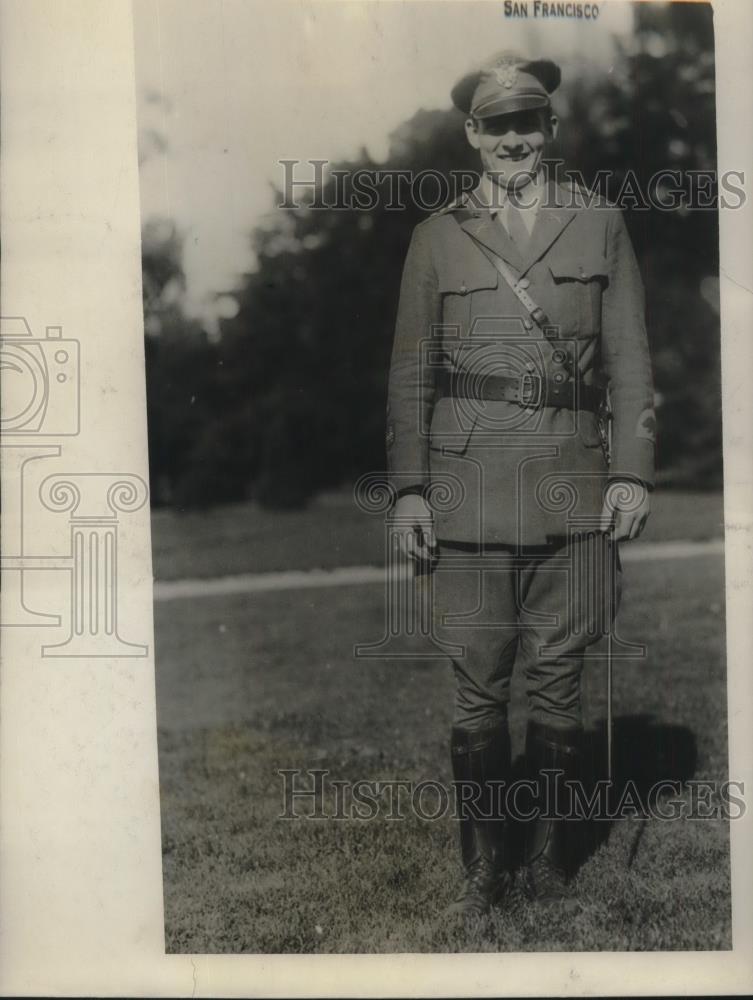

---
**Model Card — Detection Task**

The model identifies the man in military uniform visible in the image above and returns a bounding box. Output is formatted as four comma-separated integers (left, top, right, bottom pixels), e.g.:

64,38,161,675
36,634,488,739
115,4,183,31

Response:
386,52,655,917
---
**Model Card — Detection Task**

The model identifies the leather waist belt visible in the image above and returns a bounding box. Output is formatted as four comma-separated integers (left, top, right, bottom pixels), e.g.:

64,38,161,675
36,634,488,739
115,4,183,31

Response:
436,370,603,412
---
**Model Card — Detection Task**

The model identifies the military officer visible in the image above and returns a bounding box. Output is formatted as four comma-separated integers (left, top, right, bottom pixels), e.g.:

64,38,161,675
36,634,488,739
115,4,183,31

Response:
386,51,655,917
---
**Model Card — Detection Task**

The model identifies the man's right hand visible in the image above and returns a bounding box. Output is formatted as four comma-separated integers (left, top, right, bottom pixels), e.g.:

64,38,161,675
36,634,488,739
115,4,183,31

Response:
392,493,437,563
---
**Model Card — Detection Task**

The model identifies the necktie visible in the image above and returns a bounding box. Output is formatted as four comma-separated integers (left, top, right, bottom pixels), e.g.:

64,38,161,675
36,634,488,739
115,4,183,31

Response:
505,202,531,252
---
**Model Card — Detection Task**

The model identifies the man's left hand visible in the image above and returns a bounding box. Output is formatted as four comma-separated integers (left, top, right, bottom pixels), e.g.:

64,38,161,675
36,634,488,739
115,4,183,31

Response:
599,479,651,541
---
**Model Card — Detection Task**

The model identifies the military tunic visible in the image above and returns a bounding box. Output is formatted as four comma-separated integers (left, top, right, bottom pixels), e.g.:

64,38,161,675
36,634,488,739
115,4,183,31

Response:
386,178,655,728
387,180,655,547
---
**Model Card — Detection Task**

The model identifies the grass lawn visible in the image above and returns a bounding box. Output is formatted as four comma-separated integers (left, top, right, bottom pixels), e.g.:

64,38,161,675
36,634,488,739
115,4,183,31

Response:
154,543,730,952
150,489,725,581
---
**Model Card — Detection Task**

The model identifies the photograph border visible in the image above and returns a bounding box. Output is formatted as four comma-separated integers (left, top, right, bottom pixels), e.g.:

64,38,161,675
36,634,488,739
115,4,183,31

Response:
0,0,751,995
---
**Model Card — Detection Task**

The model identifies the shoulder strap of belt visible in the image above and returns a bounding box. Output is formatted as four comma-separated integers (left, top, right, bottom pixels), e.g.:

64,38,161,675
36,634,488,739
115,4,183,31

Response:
451,208,556,341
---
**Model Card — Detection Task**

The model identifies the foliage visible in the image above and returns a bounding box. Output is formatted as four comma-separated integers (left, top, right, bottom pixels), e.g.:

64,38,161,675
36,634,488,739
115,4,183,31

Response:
144,3,721,508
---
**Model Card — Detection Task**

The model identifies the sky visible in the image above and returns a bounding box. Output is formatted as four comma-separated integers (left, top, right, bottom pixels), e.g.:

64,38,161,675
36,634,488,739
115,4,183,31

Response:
133,0,636,325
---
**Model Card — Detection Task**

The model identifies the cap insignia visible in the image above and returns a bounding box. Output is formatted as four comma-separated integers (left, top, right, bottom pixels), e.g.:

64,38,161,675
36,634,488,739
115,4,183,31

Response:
493,58,519,90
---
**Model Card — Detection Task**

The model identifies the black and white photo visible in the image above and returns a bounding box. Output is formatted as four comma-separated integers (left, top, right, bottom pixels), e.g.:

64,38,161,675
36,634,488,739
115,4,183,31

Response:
1,1,752,995
136,0,732,954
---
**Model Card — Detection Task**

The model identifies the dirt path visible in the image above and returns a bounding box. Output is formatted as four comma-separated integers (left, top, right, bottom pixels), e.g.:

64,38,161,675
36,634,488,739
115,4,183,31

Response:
153,538,724,601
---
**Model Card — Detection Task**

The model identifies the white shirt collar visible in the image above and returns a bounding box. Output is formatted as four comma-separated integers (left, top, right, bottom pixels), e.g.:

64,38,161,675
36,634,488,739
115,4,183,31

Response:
475,170,545,216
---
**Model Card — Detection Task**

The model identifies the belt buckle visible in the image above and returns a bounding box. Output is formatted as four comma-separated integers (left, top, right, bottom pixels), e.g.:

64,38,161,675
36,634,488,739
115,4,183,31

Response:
520,373,543,408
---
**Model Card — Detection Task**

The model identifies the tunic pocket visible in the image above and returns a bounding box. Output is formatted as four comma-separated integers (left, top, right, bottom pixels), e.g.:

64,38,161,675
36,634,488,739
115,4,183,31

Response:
437,258,499,295
548,252,608,336
438,260,499,337
428,396,476,455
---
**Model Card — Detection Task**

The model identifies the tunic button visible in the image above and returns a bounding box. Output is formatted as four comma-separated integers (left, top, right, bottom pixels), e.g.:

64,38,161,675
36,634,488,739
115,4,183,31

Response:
553,349,567,364
523,319,534,331
518,277,531,290
554,372,565,383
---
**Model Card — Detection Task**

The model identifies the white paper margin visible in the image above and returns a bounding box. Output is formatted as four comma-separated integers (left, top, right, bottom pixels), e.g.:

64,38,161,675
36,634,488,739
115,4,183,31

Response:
0,0,751,995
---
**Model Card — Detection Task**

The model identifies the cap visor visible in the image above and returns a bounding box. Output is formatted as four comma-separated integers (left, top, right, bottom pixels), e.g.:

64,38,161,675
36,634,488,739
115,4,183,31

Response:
472,94,550,118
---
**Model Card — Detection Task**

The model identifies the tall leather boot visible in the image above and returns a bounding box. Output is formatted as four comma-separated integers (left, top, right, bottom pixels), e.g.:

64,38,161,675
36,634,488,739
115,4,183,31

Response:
447,722,511,919
523,720,583,906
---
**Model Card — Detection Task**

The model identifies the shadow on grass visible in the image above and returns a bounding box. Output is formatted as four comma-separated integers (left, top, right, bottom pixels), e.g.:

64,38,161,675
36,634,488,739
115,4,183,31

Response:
504,713,698,873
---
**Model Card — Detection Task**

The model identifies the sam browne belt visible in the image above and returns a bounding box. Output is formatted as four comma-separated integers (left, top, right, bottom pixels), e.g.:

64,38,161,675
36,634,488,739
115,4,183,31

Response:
436,369,604,412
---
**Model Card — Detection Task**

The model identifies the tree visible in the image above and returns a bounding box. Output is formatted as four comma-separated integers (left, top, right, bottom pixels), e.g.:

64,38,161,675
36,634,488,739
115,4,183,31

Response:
145,3,722,507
